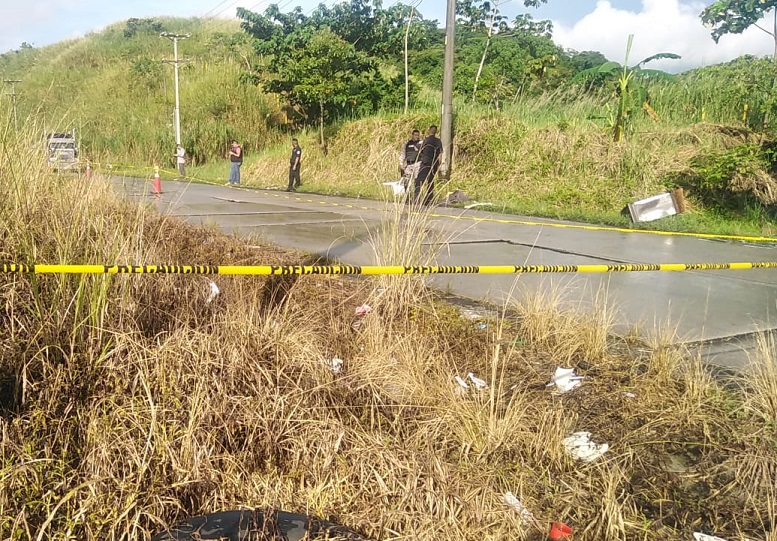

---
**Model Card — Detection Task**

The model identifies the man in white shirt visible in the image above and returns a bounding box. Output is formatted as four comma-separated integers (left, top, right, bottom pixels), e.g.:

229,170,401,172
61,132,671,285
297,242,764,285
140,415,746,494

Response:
175,144,186,178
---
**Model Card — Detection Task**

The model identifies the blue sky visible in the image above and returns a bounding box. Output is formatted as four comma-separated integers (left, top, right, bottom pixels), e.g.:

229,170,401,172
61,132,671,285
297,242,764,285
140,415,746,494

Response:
1,1,774,72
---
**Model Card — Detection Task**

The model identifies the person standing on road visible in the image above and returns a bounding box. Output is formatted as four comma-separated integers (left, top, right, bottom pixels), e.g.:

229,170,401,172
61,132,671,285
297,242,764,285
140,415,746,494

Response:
175,144,186,179
399,129,421,192
415,125,443,206
286,138,302,192
226,140,243,185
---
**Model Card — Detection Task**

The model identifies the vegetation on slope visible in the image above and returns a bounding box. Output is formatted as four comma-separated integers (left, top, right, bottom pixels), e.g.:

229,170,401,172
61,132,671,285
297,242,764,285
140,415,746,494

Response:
1,123,777,541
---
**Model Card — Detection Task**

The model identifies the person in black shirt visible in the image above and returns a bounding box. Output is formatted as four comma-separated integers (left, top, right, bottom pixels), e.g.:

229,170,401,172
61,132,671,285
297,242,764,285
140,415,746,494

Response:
286,138,302,192
399,129,422,190
415,125,443,206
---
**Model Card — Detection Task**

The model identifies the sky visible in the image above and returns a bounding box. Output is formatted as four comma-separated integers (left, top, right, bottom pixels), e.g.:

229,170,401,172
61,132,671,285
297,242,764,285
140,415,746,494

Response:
1,0,775,73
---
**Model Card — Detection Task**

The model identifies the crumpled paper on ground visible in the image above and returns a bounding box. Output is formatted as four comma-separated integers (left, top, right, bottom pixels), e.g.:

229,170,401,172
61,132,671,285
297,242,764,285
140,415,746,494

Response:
503,491,535,525
206,281,220,304
562,431,609,462
546,367,584,394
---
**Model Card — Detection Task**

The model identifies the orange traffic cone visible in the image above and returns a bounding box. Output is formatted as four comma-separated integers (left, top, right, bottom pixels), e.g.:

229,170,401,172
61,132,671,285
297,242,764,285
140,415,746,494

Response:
152,164,162,195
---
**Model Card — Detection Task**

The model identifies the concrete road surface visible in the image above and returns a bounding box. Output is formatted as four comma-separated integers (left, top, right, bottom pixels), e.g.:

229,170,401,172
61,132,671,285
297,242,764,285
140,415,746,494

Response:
114,177,777,369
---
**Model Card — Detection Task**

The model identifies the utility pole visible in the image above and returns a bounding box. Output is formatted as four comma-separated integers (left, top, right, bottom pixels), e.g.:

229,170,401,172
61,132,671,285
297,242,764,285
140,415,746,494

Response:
3,79,21,130
160,32,190,145
404,2,418,115
439,0,455,180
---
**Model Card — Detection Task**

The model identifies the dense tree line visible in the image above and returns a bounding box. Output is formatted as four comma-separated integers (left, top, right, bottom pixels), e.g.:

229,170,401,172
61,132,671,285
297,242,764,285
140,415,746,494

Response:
235,0,608,141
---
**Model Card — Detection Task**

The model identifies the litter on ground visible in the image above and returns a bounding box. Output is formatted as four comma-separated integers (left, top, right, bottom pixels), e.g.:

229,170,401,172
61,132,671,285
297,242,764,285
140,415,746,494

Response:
546,367,584,394
467,372,488,390
562,431,609,462
693,533,729,541
502,491,535,525
382,180,405,196
454,375,469,389
355,304,372,317
329,358,344,374
206,281,220,304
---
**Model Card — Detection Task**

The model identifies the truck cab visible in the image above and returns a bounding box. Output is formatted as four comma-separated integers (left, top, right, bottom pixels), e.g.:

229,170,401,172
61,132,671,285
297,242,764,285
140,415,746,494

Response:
46,132,80,171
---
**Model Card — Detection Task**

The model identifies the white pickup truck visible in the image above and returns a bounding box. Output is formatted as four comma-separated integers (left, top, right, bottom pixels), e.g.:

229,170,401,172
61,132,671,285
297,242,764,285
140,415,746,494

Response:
46,132,80,171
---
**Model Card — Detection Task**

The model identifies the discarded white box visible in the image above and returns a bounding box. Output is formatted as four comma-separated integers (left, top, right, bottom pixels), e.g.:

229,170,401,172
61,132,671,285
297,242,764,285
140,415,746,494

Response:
628,192,681,223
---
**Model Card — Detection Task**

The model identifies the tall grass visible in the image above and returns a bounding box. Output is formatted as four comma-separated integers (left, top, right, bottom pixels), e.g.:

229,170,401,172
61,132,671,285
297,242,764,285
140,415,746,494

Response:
1,115,777,540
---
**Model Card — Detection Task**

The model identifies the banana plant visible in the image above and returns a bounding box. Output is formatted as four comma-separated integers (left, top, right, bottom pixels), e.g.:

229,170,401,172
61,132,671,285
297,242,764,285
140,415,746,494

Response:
576,35,680,141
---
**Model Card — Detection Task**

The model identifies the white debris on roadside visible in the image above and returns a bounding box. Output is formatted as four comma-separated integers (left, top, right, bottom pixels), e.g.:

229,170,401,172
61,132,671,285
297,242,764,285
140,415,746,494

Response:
382,181,405,196
206,281,220,304
459,307,484,320
546,367,584,394
503,491,535,525
692,533,730,541
454,375,469,389
623,392,637,399
562,431,609,462
328,358,344,374
467,372,488,390
355,304,372,317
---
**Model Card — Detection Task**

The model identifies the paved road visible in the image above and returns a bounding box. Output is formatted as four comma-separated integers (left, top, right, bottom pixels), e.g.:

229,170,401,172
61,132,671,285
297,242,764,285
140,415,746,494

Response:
115,177,777,369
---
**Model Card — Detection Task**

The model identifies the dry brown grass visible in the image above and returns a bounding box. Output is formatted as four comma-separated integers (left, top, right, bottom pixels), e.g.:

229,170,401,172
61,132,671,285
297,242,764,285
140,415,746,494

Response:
1,128,776,541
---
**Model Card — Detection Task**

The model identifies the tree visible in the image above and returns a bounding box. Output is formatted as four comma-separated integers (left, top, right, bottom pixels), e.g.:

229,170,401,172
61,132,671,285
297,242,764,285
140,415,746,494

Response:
701,0,777,59
470,1,507,102
263,29,376,148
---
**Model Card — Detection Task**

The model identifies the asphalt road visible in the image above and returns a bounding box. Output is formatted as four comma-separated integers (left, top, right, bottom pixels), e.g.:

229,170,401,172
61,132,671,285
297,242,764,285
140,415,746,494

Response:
114,176,777,369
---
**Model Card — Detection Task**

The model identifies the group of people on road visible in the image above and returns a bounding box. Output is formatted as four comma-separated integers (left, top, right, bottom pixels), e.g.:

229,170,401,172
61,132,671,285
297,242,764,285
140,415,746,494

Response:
171,139,302,190
399,125,443,206
225,138,302,190
172,125,442,206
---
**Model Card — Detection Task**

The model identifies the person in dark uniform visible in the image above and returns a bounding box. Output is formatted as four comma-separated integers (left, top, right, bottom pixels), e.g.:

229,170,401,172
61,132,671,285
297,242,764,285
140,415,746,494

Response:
415,125,443,206
286,138,302,192
399,129,422,191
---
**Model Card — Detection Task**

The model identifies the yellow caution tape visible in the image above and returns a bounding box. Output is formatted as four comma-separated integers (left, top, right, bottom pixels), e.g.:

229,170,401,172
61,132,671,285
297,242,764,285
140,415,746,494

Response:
2,262,777,275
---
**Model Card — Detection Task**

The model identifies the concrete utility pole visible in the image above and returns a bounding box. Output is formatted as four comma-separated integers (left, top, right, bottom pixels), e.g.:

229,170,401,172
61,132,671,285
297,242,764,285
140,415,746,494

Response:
3,79,21,130
439,0,455,180
160,32,190,145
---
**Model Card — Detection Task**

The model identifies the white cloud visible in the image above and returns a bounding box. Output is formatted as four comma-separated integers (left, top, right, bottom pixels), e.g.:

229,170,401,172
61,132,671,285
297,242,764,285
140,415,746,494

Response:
552,0,775,72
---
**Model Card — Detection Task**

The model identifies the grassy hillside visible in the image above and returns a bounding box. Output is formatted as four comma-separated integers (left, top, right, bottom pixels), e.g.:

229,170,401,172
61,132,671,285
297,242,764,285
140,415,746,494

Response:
3,17,777,234
0,17,282,164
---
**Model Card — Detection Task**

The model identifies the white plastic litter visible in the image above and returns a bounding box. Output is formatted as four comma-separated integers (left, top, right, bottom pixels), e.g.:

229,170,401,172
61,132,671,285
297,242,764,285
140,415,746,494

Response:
329,358,344,374
206,281,220,304
623,392,637,399
503,491,534,525
467,372,488,390
692,533,730,541
546,367,584,394
562,431,609,462
454,375,469,389
355,304,372,317
382,181,406,196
